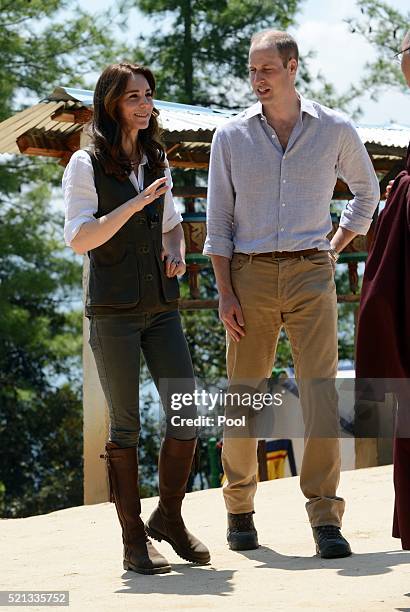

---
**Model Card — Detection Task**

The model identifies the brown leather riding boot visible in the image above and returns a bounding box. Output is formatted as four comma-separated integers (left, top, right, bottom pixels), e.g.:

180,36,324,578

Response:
145,438,210,564
102,442,171,574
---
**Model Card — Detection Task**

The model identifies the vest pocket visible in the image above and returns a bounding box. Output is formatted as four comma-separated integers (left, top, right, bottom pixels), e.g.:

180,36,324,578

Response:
162,274,180,302
88,251,140,306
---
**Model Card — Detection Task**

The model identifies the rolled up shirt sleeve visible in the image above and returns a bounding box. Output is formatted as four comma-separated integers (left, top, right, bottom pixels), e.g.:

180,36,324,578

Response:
203,128,235,258
62,150,98,246
162,163,183,233
337,121,380,235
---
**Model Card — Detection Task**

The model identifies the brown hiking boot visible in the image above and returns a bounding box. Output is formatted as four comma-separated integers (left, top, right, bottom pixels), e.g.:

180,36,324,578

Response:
102,442,171,575
145,438,210,564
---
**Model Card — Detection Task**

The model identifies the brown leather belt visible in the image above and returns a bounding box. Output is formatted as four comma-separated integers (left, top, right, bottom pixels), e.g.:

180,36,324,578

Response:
242,248,319,259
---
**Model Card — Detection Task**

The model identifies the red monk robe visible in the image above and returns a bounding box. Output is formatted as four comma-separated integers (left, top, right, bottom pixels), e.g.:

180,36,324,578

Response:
356,144,410,550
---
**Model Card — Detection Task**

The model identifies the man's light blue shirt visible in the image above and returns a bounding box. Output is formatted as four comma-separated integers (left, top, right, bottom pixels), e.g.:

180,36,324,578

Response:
203,95,380,258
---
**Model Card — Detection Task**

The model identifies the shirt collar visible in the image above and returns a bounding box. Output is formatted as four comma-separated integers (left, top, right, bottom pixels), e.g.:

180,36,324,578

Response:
299,94,319,119
244,93,319,121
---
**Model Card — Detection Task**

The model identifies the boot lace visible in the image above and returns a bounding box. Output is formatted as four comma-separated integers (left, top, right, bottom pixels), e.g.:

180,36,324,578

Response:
230,512,255,532
316,525,341,539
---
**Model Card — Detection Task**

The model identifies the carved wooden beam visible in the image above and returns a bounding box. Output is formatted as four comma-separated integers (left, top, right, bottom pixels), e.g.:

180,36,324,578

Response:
179,299,219,310
173,186,207,199
165,143,181,157
66,132,81,152
169,160,209,169
59,151,74,167
379,161,405,198
179,295,360,310
51,108,93,124
348,261,359,294
187,263,201,299
17,136,65,158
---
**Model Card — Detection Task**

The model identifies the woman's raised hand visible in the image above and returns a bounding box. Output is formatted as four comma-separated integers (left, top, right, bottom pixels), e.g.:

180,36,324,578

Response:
132,177,169,212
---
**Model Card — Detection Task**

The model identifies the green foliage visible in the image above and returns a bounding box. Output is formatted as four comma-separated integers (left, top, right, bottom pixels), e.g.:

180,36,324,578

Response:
346,0,410,97
0,186,82,386
125,0,366,114
0,0,127,192
126,0,301,106
335,265,360,363
0,0,124,115
0,187,84,517
0,0,127,516
0,384,83,517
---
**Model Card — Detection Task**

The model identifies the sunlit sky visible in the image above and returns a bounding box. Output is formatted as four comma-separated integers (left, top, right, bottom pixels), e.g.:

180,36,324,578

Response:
81,0,409,126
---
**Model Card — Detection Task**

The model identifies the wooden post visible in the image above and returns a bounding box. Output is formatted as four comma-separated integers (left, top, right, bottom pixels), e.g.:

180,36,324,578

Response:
257,439,268,481
79,129,110,504
82,258,110,504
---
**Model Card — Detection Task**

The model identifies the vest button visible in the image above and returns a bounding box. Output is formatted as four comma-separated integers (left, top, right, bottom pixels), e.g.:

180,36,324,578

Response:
144,274,153,281
139,245,150,254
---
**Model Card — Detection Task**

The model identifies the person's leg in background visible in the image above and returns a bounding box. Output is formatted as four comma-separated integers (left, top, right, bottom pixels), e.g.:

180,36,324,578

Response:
142,310,210,564
89,314,170,574
393,385,410,549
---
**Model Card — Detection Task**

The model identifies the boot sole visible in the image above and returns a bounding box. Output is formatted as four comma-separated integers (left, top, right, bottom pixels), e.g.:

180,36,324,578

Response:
315,544,352,559
123,560,171,574
228,535,259,551
146,525,211,565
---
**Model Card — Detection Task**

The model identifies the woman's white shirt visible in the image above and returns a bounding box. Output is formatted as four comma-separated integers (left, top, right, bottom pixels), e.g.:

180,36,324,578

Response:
62,149,183,246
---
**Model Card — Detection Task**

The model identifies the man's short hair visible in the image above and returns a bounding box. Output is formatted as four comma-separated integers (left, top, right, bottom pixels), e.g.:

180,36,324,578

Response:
250,30,299,68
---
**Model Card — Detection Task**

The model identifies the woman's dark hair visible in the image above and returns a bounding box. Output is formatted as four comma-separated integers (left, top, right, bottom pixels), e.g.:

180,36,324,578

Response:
87,62,166,180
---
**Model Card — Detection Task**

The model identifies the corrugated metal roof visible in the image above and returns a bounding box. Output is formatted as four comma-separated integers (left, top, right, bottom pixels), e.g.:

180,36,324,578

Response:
357,125,410,149
1,86,410,156
48,85,233,116
46,86,233,138
45,87,410,146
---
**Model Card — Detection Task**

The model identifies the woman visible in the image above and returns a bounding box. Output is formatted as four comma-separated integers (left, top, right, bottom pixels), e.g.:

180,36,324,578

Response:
63,63,210,574
356,32,410,550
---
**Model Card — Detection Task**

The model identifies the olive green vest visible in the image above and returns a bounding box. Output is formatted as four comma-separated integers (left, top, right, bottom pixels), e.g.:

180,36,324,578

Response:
84,152,180,317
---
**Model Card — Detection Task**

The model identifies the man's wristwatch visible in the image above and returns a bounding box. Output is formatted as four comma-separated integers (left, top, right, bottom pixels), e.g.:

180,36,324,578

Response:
328,247,340,263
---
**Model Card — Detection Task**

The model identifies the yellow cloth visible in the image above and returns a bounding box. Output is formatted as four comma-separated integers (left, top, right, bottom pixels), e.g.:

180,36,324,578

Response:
221,449,287,485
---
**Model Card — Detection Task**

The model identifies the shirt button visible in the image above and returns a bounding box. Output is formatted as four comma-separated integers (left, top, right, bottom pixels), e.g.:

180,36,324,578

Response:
272,134,275,139
282,203,286,207
283,179,286,183
280,228,285,232
283,154,287,159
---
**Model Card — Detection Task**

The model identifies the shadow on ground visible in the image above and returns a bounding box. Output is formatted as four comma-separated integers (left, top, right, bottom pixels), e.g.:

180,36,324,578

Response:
118,565,236,596
237,545,410,577
115,547,410,597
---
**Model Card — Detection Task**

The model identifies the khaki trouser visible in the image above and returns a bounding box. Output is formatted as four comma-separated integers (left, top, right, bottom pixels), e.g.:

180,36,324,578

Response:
222,251,345,527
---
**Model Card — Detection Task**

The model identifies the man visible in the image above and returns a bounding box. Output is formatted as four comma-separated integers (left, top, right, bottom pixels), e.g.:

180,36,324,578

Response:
204,30,380,558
